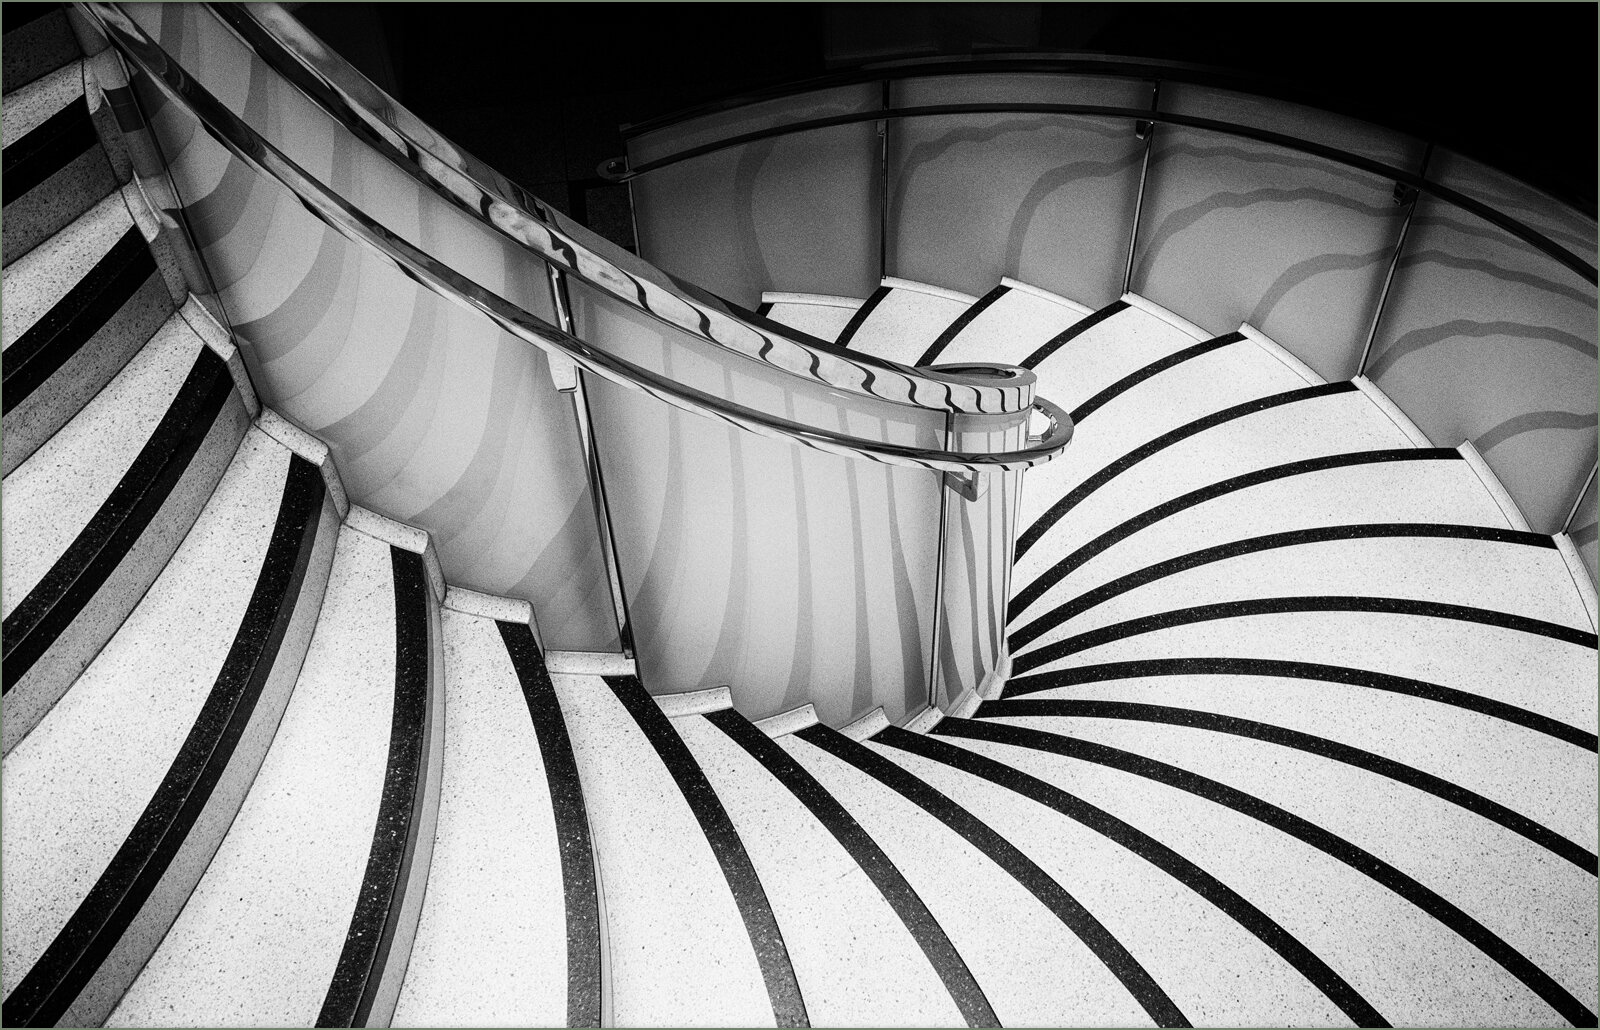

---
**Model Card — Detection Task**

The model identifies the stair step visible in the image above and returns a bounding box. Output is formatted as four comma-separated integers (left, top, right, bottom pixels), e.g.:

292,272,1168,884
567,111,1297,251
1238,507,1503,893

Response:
2,57,118,266
671,710,969,1027
780,724,1156,1027
551,673,777,1027
1011,386,1415,597
867,726,1359,1026
1,432,334,1026
3,313,206,616
109,522,436,1027
921,278,1093,368
391,610,594,1028
758,292,864,344
928,720,1584,1027
1010,454,1511,625
1,342,251,752
997,671,1596,864
836,278,977,365
2,4,80,95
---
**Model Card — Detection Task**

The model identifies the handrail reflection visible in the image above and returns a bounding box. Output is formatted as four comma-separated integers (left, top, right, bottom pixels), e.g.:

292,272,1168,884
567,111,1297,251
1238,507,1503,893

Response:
81,2,1072,475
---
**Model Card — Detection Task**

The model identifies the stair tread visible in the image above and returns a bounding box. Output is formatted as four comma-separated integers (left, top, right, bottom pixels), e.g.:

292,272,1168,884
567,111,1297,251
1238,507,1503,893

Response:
2,314,203,616
0,428,288,996
759,293,864,345
931,727,1576,1027
929,281,1092,368
780,729,1153,1027
1,60,81,150
839,280,976,365
2,191,133,350
672,713,968,1027
390,608,569,1028
109,522,400,1027
550,672,776,1028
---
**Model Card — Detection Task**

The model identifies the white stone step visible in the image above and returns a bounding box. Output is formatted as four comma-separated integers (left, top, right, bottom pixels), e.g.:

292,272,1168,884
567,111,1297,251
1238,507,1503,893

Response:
926,277,1092,368
758,292,864,344
2,429,291,998
670,712,966,1027
391,606,570,1027
551,674,774,1027
779,730,1152,1027
978,711,1597,1015
867,734,1349,1026
1013,456,1513,625
110,522,407,1027
1012,388,1415,601
2,60,81,145
2,314,203,616
1017,609,1598,737
2,192,133,352
839,277,977,365
932,729,1571,1027
1025,297,1203,415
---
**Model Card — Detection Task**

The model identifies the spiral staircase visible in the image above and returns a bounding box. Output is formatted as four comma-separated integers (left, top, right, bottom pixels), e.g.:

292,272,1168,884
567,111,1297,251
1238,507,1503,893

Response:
3,4,1597,1028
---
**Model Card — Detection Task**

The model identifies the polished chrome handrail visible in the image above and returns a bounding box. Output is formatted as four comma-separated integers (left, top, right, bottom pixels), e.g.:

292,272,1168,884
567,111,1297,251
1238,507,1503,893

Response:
611,100,1597,286
81,3,1072,475
191,3,1031,418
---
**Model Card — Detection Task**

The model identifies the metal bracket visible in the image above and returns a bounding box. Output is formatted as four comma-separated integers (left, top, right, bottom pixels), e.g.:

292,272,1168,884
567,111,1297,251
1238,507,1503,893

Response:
547,351,580,393
1392,181,1418,206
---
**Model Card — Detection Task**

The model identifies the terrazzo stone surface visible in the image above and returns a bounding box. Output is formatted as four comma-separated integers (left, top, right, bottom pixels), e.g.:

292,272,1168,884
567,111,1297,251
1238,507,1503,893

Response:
760,293,864,344
934,731,1569,1027
842,279,975,365
2,191,133,350
0,429,289,995
931,279,1092,368
1,61,82,149
2,313,201,615
1,7,79,95
549,672,775,1028
780,732,1151,1027
1011,389,1416,599
979,713,1598,1012
3,142,118,267
109,523,397,1027
868,737,1349,1027
672,714,965,1028
391,608,568,1027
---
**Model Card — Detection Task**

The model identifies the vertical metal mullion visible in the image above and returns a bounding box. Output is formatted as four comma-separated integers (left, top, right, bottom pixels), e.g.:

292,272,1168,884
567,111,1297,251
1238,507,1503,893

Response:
547,263,637,657
926,412,954,710
1563,461,1598,534
1121,80,1160,297
1359,142,1434,377
879,78,891,282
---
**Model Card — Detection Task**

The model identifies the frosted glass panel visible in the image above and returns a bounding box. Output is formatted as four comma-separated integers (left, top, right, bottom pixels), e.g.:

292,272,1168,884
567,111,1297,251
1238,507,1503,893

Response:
1159,82,1427,169
1367,195,1598,533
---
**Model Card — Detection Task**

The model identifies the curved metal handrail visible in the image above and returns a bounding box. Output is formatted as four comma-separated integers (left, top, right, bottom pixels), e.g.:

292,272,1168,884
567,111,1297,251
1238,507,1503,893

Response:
611,100,1597,286
181,3,1031,418
81,3,1072,476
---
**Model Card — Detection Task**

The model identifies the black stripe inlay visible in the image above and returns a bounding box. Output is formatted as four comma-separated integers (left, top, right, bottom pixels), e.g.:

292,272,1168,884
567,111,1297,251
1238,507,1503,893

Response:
318,547,432,1027
605,677,809,1027
2,95,96,205
915,284,1009,366
3,227,158,415
2,457,325,1027
704,709,997,1027
755,301,774,317
1071,332,1243,425
1012,595,1599,675
1011,523,1558,651
1019,299,1129,369
2,4,64,32
1014,382,1358,561
980,697,1597,873
1005,658,1600,751
873,725,1389,1028
1009,449,1463,622
2,348,233,693
498,622,603,1028
793,722,1191,1027
833,284,891,349
933,717,1597,1028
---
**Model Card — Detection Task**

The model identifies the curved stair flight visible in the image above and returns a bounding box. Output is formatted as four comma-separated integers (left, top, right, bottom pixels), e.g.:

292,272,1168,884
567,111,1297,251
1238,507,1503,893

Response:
2,6,1597,1028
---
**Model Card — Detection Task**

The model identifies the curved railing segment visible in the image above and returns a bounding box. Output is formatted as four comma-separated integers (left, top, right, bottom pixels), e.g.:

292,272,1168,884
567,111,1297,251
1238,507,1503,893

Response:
78,2,1070,476
609,91,1596,286
193,2,1033,418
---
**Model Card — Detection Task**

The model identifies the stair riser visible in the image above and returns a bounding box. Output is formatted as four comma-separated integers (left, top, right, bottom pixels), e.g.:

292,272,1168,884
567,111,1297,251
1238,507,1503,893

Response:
2,393,251,755
3,273,171,477
51,497,340,1028
2,8,79,95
